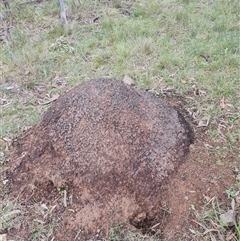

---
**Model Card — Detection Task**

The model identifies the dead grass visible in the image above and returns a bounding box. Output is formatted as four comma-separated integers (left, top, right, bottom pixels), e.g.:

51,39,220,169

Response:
193,183,240,241
0,197,59,241
108,225,160,241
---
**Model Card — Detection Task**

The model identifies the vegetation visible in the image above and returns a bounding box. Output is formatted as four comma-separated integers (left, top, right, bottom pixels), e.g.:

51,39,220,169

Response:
1,0,239,240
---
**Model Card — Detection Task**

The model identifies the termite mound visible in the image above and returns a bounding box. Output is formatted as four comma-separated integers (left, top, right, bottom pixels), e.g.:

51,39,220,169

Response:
9,78,193,240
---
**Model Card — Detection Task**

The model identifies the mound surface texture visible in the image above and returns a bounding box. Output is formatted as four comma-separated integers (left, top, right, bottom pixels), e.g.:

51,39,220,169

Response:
9,79,193,239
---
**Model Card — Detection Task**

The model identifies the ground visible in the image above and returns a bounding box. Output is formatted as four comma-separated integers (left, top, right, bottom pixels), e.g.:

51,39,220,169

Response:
0,0,239,240
1,86,239,240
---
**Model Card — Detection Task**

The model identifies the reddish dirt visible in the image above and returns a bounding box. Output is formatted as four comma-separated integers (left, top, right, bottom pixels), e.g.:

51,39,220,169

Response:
161,97,239,241
2,79,239,241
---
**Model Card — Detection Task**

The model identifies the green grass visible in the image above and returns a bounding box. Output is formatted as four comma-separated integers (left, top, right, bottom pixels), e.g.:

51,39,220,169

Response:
2,0,239,92
1,0,239,139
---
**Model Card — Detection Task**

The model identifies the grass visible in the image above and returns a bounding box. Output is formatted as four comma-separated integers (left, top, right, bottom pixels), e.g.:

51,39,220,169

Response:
109,225,159,241
0,200,21,231
0,198,58,240
1,0,240,240
1,0,239,139
193,178,240,241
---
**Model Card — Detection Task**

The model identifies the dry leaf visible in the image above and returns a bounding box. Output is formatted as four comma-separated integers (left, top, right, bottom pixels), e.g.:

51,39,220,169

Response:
123,75,135,86
197,116,210,127
0,234,7,241
0,139,7,152
2,137,11,143
220,209,235,226
34,219,45,224
41,203,48,210
197,32,209,40
203,194,211,202
220,97,225,109
231,198,235,210
189,228,197,234
2,180,8,185
5,86,14,91
24,70,31,76
181,79,187,84
235,190,239,196
204,143,213,148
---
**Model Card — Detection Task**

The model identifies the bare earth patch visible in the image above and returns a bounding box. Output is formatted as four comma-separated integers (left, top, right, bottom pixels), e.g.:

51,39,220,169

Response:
161,95,240,241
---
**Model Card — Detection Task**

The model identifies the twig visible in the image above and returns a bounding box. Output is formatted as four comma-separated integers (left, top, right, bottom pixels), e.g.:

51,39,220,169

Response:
2,0,13,26
74,228,82,240
0,12,25,73
63,189,67,207
58,0,67,24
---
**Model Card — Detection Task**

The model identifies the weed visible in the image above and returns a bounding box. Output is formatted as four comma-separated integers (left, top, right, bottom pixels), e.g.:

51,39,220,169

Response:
225,189,236,199
57,187,66,195
49,36,75,54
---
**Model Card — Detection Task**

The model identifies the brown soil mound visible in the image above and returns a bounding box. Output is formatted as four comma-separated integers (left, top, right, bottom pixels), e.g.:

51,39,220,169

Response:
9,79,193,239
